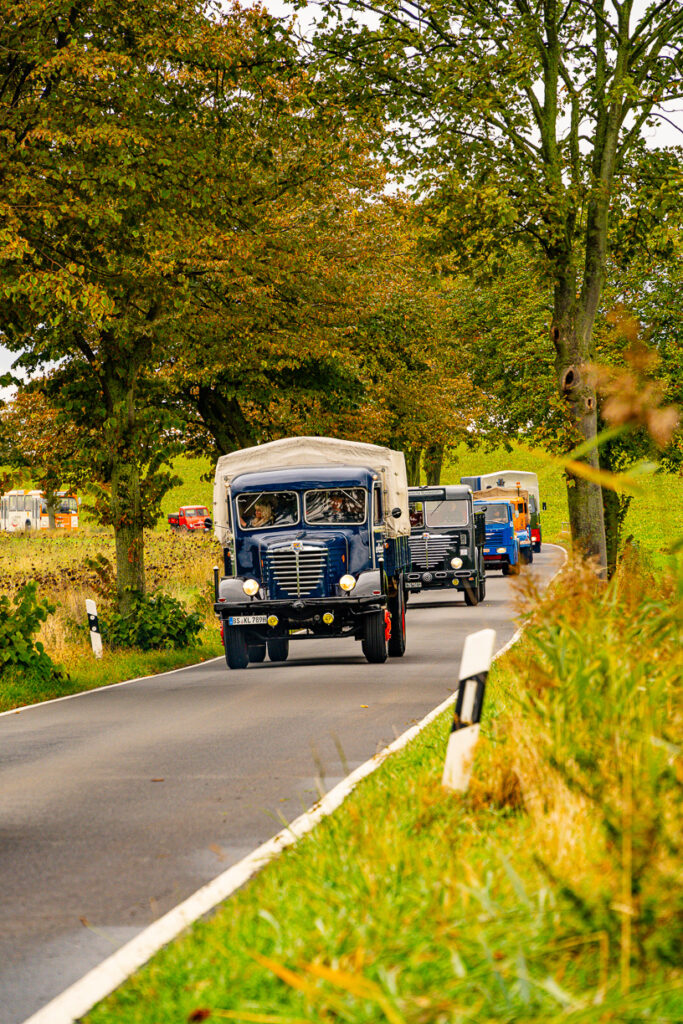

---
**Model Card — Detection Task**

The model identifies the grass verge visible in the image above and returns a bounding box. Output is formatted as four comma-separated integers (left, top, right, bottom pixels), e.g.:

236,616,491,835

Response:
0,638,224,714
84,550,682,1024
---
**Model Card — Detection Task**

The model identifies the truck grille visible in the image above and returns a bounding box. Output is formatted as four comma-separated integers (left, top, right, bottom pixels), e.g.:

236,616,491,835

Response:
409,534,455,570
266,547,327,597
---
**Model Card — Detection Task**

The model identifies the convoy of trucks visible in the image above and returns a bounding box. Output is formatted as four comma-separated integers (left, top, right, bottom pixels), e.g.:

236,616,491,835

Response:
210,447,544,669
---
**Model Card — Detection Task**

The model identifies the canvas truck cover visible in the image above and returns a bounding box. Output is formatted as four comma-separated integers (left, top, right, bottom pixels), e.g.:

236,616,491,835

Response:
213,436,410,543
478,471,539,506
472,486,530,502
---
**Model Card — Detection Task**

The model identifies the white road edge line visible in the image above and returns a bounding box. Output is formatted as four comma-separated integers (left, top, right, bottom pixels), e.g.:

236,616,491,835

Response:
0,656,225,718
22,545,567,1024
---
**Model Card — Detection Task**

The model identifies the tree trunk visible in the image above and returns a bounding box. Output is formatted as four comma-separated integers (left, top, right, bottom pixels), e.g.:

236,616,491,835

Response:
405,448,422,486
46,493,56,530
552,274,608,570
423,443,444,486
111,455,145,615
109,387,145,616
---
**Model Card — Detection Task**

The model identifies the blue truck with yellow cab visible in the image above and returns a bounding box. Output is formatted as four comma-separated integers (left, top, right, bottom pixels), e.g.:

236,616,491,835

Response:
212,437,411,669
406,485,487,604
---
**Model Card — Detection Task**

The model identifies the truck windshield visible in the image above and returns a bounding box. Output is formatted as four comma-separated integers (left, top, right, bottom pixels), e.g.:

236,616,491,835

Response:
305,488,366,525
237,492,298,530
184,507,208,517
483,504,509,524
410,499,469,527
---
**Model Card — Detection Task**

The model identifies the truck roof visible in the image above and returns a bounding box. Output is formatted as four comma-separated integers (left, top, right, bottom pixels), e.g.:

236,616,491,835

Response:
231,465,376,491
409,485,472,500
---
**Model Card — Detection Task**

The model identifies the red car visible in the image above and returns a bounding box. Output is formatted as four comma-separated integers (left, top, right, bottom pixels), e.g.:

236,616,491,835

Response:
168,506,212,532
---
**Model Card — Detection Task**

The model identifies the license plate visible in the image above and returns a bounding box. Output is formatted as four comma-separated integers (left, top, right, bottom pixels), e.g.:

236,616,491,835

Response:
228,615,268,625
406,581,422,590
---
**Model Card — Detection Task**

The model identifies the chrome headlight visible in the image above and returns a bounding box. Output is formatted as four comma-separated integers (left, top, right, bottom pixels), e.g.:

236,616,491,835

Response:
339,574,356,592
496,547,507,554
242,578,259,596
450,556,463,569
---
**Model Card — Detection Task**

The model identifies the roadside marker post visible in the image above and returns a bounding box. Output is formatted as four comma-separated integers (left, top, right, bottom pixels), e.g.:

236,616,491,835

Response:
442,628,496,793
85,599,103,659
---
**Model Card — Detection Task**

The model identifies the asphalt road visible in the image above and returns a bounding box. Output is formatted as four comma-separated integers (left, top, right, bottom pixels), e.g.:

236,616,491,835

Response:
0,546,564,1024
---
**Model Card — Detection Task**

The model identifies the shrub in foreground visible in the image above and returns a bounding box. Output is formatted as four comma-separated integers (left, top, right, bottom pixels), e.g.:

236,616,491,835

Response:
101,592,203,651
0,582,63,683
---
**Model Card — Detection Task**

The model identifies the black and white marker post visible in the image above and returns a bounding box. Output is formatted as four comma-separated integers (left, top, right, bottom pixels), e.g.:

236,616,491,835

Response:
442,628,496,793
85,598,103,659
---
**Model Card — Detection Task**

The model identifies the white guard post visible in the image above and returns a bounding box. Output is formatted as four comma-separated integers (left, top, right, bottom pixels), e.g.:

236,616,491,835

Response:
442,628,496,793
85,599,103,659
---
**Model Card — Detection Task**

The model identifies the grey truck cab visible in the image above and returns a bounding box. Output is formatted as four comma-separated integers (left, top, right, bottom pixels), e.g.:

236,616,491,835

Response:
212,437,411,669
407,485,486,605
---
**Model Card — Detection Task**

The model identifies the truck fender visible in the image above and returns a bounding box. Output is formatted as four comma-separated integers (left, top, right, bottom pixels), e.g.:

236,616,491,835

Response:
217,577,253,603
353,569,382,597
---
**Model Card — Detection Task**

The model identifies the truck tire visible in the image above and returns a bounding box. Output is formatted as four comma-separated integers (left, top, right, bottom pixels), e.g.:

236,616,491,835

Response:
388,584,406,658
267,637,289,662
225,627,249,670
362,610,388,664
478,577,486,602
534,537,542,553
464,582,479,606
502,561,511,576
248,643,266,663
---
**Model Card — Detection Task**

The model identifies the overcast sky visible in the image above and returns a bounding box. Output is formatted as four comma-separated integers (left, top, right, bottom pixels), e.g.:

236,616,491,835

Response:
2,0,681,402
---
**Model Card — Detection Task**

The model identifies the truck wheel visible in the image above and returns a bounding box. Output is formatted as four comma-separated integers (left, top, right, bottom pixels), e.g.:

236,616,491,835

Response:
362,610,388,664
502,562,511,576
267,637,289,662
224,627,249,670
248,643,266,663
478,577,486,601
534,541,541,553
464,582,479,606
388,585,406,658
526,546,534,564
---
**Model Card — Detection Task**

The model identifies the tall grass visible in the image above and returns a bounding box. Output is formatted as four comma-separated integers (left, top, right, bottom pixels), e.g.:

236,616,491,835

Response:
85,552,683,1023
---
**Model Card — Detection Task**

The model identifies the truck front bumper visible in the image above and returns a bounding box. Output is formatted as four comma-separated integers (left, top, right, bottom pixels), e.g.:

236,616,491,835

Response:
405,569,478,592
214,594,385,640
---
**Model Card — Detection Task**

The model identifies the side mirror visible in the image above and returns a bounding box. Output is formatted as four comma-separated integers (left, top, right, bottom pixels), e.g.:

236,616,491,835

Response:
391,507,402,519
542,502,547,511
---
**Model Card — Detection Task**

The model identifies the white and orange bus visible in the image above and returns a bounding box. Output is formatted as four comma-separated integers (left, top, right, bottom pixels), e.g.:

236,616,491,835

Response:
0,489,80,532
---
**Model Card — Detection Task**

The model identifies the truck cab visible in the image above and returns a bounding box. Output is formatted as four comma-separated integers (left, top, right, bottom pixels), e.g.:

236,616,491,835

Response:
474,499,521,575
168,506,211,533
212,437,411,669
406,485,486,605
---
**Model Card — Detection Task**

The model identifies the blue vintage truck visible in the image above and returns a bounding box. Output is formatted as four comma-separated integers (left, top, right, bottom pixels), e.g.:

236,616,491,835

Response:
407,485,487,604
212,437,411,669
462,471,543,552
473,498,521,575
